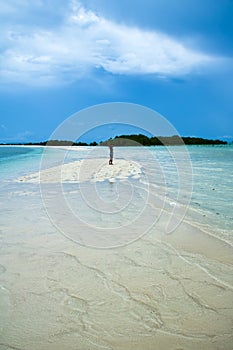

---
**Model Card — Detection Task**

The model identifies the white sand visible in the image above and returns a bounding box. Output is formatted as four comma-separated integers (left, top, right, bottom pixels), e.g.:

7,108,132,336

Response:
16,158,142,184
4,153,232,349
1,206,233,350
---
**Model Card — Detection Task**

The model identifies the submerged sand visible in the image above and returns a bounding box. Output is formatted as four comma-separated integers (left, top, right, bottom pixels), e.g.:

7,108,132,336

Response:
1,156,233,350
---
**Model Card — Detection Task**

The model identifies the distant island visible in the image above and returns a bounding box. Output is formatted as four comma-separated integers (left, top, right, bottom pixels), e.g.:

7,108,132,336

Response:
0,135,227,146
100,134,227,146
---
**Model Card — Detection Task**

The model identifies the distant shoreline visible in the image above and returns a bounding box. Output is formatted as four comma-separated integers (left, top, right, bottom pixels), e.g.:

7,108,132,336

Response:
0,134,228,147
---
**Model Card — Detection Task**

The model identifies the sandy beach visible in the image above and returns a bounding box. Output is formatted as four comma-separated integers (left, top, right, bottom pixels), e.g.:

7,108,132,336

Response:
0,149,232,350
16,158,143,184
0,199,232,350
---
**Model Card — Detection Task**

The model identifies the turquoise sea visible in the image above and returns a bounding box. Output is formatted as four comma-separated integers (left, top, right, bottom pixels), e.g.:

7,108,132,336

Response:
0,145,232,233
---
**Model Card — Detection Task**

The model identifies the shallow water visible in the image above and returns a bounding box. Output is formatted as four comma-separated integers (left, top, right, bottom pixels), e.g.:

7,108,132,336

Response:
0,145,232,349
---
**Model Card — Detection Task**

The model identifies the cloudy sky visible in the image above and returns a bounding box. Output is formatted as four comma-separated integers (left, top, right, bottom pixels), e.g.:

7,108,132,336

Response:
0,0,233,143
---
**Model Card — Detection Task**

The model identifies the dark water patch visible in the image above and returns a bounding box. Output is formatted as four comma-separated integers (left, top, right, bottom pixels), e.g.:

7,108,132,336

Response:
0,147,35,162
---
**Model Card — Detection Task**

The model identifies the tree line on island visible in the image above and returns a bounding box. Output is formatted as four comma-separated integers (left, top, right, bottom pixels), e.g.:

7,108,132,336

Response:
1,134,227,146
100,134,227,146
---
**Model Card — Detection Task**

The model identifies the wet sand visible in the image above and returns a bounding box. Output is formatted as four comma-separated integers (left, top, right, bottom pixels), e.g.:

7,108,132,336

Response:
1,157,233,350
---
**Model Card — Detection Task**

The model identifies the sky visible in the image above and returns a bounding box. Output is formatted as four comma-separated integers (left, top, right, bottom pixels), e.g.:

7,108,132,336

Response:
0,0,233,143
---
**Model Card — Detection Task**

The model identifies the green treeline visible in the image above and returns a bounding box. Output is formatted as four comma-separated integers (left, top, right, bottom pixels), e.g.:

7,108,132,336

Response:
2,140,98,146
100,134,227,146
0,135,227,146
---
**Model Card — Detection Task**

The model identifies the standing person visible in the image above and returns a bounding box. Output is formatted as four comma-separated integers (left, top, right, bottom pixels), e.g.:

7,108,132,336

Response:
109,145,113,165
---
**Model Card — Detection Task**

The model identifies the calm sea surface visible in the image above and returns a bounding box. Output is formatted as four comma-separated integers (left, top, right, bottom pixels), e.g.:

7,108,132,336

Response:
0,145,232,233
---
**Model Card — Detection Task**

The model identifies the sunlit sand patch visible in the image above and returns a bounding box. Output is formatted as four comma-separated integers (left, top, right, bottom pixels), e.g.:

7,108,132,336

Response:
16,159,142,184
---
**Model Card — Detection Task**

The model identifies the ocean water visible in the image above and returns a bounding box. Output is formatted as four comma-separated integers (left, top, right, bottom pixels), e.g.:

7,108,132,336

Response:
0,145,233,221
1,144,232,233
0,145,233,350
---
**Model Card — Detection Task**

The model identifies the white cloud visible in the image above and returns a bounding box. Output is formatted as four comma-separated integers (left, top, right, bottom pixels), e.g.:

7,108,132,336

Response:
0,129,34,143
221,135,233,139
0,124,7,135
16,130,34,140
0,0,217,86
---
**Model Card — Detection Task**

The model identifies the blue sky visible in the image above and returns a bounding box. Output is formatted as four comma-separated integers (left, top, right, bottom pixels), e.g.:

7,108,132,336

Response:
0,0,233,143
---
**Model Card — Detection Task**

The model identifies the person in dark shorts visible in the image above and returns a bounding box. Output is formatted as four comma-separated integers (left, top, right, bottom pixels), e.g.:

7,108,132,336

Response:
109,145,113,165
